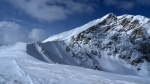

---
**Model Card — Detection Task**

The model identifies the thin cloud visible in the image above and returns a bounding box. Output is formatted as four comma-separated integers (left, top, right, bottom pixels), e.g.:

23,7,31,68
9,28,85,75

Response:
104,0,134,10
0,21,49,45
119,1,134,10
136,0,150,6
5,0,94,22
10,17,25,23
103,0,150,10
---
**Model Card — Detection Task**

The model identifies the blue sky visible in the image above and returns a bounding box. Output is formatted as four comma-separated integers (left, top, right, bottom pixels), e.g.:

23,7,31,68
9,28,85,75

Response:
0,0,150,44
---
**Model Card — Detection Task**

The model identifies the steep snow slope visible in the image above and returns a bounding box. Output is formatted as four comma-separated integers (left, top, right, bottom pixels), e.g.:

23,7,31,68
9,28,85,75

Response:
26,41,79,65
36,13,150,77
1,43,150,84
43,14,112,42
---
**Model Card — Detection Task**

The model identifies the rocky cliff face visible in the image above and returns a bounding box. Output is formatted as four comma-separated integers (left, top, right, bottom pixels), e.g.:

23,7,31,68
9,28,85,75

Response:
56,13,150,75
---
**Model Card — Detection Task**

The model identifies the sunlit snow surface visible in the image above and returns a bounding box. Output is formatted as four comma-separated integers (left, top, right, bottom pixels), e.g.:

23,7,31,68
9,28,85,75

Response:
0,43,150,84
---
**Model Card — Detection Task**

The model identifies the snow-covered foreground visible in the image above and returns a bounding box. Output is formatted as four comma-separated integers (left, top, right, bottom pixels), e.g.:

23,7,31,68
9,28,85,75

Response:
0,43,150,84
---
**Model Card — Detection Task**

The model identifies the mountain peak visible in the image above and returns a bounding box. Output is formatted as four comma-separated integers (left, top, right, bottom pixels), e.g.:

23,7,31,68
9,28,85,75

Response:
41,13,150,77
105,13,116,19
44,13,118,42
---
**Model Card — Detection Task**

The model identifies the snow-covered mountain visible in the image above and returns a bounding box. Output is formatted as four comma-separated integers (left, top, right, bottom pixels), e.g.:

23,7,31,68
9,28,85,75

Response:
29,13,150,77
0,13,150,84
